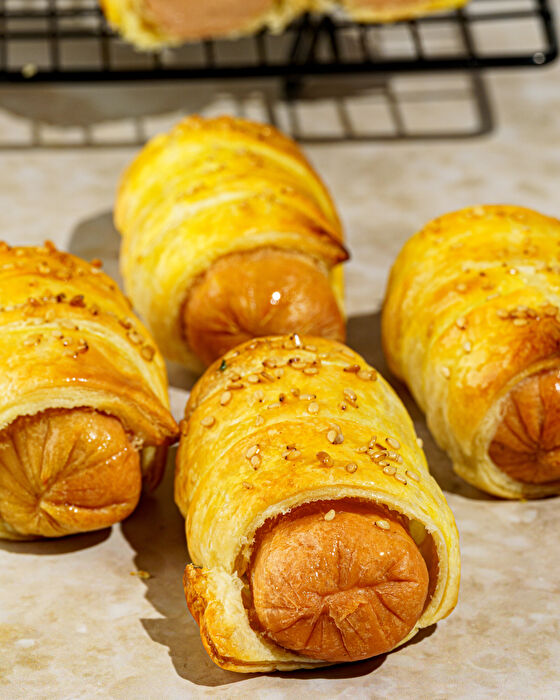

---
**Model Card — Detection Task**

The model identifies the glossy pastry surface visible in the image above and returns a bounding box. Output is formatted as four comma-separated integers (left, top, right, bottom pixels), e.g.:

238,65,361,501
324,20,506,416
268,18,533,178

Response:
382,204,560,499
176,334,460,672
117,115,347,371
0,242,178,539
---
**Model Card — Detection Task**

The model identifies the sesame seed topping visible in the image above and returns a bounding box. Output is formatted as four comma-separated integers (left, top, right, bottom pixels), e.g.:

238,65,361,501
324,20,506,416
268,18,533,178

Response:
358,369,377,381
201,416,215,428
255,415,264,426
463,341,472,353
220,391,232,406
250,455,261,469
324,509,336,521
262,359,277,368
406,470,420,482
303,367,318,375
395,473,408,485
441,366,451,379
456,283,467,293
285,449,301,461
307,402,319,414
246,445,260,459
343,364,360,373
316,451,333,467
343,388,357,402
371,451,387,462
293,333,302,348
345,462,358,474
375,519,390,530
299,393,316,401
386,437,401,450
276,369,284,378
260,371,275,382
141,345,155,361
416,437,424,448
227,382,244,390
339,402,347,411
254,390,264,401
356,446,368,453
242,481,253,489
513,318,529,326
383,465,397,475
304,345,317,352
455,317,467,330
267,403,281,410
247,374,260,384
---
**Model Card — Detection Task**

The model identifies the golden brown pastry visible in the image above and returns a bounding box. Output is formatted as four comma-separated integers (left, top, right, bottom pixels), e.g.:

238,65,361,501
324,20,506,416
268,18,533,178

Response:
101,0,468,50
176,334,460,672
0,242,178,539
382,204,560,499
116,115,347,372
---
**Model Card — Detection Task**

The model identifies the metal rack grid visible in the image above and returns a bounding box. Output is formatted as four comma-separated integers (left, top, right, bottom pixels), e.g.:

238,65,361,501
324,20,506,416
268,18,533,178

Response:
0,0,556,82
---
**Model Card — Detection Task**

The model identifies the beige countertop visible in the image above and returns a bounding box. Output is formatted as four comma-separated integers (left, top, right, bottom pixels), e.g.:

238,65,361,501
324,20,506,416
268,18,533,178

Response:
1,9,560,698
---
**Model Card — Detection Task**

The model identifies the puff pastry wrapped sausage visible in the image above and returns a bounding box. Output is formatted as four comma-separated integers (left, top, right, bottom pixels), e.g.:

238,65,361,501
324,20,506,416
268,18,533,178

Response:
383,205,560,499
0,242,178,539
176,334,460,672
116,115,347,372
101,0,468,50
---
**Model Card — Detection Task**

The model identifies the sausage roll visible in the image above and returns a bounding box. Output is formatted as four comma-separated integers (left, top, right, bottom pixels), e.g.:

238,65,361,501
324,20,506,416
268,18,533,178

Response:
116,115,348,372
0,242,178,540
383,204,560,499
176,334,460,672
101,0,468,50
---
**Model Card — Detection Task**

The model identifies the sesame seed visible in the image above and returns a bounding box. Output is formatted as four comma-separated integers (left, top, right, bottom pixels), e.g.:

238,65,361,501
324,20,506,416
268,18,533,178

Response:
307,402,319,414
201,416,215,428
339,402,347,411
267,403,281,410
456,283,467,293
260,371,275,382
291,388,301,397
327,429,338,444
227,383,244,390
316,451,333,467
324,509,336,521
355,446,368,453
247,374,260,384
416,437,424,448
250,455,261,469
285,449,301,460
345,462,358,474
343,388,357,402
141,346,155,361
395,473,408,485
293,333,302,347
255,415,264,426
375,520,390,530
513,318,529,326
262,359,277,368
441,366,451,379
386,437,401,450
300,393,316,401
406,470,420,482
242,481,253,489
303,367,318,375
246,445,260,459
463,341,472,353
455,317,467,330
276,369,284,378
254,390,264,401
343,364,360,373
383,465,397,475
371,451,387,462
358,369,377,381
305,345,317,352
220,391,232,406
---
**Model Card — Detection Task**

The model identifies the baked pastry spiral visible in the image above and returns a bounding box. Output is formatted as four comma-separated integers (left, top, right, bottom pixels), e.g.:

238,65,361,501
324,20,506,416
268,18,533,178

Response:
383,204,560,499
0,242,178,539
101,0,468,50
176,334,460,672
116,115,347,372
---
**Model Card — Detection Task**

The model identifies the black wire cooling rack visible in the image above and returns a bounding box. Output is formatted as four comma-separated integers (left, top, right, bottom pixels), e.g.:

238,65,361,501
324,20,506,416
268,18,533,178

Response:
0,0,556,82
